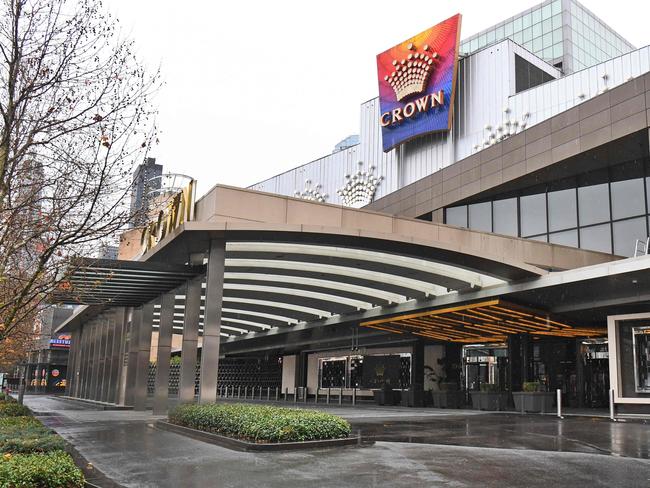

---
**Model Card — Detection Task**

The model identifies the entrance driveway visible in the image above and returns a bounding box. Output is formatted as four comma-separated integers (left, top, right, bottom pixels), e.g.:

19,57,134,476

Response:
26,396,650,488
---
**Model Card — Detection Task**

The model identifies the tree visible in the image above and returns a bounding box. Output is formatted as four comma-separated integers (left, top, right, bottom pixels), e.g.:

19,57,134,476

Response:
0,0,159,348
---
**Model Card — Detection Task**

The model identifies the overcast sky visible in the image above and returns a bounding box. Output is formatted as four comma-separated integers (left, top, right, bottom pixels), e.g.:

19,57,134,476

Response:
105,0,647,197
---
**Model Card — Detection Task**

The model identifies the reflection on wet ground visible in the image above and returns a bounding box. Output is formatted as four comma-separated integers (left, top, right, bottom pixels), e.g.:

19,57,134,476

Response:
23,396,650,488
350,413,650,458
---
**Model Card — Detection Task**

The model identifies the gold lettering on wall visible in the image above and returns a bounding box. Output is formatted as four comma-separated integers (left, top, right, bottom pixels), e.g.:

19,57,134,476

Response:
140,179,196,253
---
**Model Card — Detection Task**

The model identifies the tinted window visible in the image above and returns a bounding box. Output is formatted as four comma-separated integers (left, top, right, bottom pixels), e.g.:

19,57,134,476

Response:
611,179,645,220
520,193,547,237
580,224,612,254
548,188,577,232
578,183,610,226
493,198,518,236
549,230,578,247
613,218,647,256
446,206,467,228
469,202,492,232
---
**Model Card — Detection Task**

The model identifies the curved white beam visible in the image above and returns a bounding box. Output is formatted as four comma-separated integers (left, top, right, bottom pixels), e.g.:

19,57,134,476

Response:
222,297,332,318
224,272,407,304
224,283,374,310
220,324,249,334
221,317,271,330
222,307,299,325
225,258,447,297
227,242,505,288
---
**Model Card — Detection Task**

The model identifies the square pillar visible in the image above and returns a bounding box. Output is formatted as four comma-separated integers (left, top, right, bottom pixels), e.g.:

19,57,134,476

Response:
108,308,126,404
153,293,175,414
65,329,80,396
125,307,140,406
199,239,225,403
133,302,154,410
180,277,202,403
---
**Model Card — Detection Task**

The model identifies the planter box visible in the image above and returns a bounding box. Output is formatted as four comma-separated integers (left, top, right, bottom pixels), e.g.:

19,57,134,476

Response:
400,389,425,407
512,391,555,413
155,421,366,452
470,391,510,411
373,389,399,406
431,390,464,409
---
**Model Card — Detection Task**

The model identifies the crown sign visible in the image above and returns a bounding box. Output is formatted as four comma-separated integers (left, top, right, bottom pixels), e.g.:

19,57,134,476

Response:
337,162,383,208
384,43,440,102
294,179,328,203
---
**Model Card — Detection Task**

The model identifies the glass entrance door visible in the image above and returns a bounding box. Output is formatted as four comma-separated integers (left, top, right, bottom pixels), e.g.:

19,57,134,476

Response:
462,344,508,392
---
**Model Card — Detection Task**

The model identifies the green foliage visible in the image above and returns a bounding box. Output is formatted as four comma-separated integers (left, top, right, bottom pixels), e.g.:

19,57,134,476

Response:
0,417,65,453
0,451,84,488
479,383,500,393
170,356,182,365
522,381,542,392
0,402,30,417
169,403,351,443
0,394,15,403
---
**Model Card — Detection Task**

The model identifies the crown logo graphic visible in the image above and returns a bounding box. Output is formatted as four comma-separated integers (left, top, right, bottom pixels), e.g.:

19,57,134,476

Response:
384,43,440,101
336,162,383,208
294,179,328,203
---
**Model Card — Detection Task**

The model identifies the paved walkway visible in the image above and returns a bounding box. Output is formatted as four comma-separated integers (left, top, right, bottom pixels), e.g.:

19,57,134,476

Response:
26,396,650,488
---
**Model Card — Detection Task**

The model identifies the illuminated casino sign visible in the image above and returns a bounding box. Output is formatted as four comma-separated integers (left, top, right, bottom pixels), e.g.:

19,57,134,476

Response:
376,14,462,152
50,334,71,349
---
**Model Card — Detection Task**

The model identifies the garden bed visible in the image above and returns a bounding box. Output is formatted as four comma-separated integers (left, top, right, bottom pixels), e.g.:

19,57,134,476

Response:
0,393,85,488
165,403,363,451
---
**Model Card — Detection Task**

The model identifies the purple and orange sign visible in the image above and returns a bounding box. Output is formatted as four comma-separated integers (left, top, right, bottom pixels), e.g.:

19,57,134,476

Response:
377,14,462,152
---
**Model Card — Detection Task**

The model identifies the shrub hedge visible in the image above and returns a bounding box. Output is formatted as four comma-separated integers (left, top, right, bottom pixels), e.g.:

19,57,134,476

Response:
0,451,85,488
0,403,30,417
169,403,351,443
0,402,85,486
0,417,66,454
0,394,15,403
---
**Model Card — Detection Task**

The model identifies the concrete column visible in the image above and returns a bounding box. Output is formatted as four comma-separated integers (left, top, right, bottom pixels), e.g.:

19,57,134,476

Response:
72,325,85,398
153,293,175,414
133,302,154,411
199,239,225,403
108,308,125,404
80,321,93,398
96,318,108,402
65,329,79,396
89,319,102,400
125,307,140,406
116,308,129,405
180,277,202,403
100,316,112,403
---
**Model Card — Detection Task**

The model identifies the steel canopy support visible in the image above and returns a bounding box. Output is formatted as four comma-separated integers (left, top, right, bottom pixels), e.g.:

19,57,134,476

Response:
199,239,226,403
153,292,175,414
180,277,202,403
133,302,155,410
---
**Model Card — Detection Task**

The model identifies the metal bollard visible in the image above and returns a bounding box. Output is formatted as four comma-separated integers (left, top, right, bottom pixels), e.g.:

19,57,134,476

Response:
244,386,248,399
284,387,288,401
609,388,616,421
267,386,271,401
315,388,320,403
275,386,279,401
259,386,263,401
556,389,563,418
339,387,343,405
352,387,356,406
293,388,298,403
224,386,228,399
304,387,308,403
327,387,331,404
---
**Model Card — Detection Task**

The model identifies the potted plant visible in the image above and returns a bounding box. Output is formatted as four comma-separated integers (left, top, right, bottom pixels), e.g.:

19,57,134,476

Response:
470,383,510,411
512,381,555,413
373,379,399,406
426,361,464,409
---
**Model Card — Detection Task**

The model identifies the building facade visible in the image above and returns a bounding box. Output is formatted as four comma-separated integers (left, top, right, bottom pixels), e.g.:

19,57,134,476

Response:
56,1,650,415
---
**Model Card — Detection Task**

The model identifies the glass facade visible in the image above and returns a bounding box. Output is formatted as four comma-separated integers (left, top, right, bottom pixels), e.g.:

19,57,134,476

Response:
459,0,634,73
445,159,650,258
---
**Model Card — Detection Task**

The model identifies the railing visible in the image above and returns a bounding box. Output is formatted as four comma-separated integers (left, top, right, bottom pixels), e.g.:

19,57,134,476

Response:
216,385,363,405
